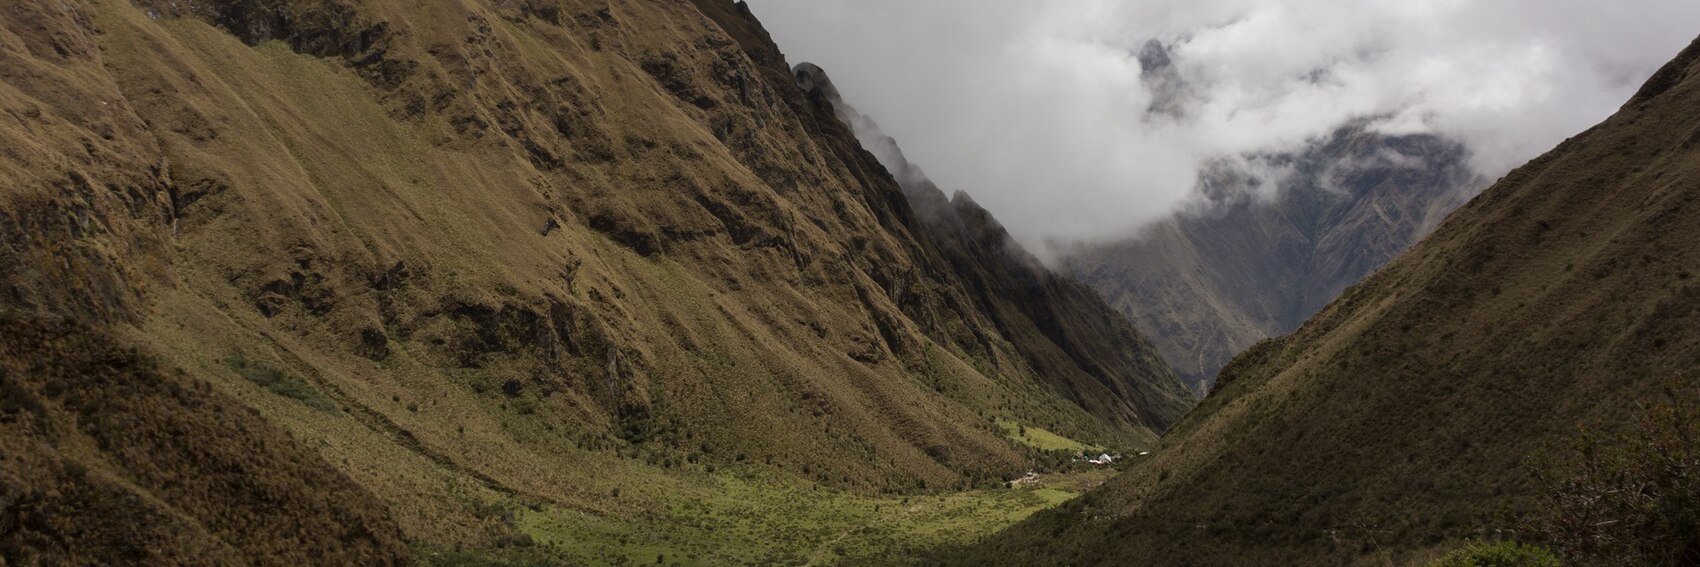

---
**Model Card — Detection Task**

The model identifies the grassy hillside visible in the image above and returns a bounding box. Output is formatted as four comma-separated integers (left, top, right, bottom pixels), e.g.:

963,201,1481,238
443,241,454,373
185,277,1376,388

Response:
0,0,1189,562
965,34,1700,566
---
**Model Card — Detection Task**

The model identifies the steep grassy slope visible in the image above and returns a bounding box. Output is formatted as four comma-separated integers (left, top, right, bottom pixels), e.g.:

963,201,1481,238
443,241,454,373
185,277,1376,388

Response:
0,3,409,560
0,0,1187,562
968,34,1700,565
0,313,410,563
1066,127,1479,392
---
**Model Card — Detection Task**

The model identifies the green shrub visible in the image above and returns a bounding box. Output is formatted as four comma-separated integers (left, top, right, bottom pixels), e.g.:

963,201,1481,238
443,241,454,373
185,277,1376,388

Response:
226,356,335,411
0,369,48,421
1532,382,1700,565
1429,541,1558,567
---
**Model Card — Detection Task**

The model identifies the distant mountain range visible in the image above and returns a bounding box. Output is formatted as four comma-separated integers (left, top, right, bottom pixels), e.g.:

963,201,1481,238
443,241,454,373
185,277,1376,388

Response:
1065,124,1482,392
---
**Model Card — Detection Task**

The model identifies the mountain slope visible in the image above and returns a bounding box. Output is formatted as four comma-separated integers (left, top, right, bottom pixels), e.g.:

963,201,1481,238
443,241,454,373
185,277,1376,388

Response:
791,61,1193,433
0,0,1186,562
968,34,1700,565
1066,126,1479,392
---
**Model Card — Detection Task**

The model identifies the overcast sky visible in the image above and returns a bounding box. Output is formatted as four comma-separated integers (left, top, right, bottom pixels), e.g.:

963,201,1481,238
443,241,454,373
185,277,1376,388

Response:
744,0,1700,253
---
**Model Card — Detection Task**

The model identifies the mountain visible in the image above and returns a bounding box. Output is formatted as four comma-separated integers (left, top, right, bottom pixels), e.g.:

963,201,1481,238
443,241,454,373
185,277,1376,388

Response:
1065,126,1481,392
792,61,1194,438
0,0,1188,562
965,34,1700,565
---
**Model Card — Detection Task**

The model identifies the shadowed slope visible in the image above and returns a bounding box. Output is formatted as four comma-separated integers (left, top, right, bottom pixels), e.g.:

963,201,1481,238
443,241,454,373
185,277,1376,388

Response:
0,313,410,564
966,34,1700,566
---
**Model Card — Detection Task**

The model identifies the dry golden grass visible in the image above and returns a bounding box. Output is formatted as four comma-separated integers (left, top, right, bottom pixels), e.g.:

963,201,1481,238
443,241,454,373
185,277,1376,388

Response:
0,0,1189,562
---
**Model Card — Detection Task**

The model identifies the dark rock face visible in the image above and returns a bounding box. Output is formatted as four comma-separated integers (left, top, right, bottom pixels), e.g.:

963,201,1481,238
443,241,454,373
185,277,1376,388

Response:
136,0,386,57
1065,125,1482,392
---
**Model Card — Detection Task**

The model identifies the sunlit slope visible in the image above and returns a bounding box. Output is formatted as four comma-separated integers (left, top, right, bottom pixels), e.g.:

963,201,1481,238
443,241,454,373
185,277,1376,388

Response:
0,0,1187,561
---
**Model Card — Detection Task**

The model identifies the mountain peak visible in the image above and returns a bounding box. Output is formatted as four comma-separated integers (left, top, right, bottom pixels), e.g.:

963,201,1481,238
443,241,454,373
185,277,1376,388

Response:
1137,38,1174,74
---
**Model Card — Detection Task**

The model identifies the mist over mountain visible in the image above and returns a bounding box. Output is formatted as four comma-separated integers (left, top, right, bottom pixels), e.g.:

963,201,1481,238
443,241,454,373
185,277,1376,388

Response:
753,0,1694,395
797,60,1195,424
4,1,1699,565
1065,125,1482,391
964,34,1700,564
746,0,1700,253
790,61,1195,433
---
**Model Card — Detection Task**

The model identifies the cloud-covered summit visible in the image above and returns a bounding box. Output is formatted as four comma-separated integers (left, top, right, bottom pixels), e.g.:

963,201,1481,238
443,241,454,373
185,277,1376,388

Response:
745,0,1700,254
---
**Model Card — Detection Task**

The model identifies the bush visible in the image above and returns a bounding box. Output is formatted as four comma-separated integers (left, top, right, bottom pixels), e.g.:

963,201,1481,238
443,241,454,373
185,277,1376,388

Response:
1532,382,1700,565
1429,541,1558,567
226,356,335,411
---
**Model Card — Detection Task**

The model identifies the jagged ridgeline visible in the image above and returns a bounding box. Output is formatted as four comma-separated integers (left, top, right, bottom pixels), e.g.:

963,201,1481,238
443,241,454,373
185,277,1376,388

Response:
0,0,1189,562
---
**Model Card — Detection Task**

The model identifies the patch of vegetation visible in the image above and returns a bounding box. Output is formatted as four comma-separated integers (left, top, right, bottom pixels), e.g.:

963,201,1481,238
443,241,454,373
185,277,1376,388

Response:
1428,541,1558,567
419,547,560,567
1531,383,1700,565
996,419,1101,452
0,368,48,422
512,467,1104,565
226,356,335,411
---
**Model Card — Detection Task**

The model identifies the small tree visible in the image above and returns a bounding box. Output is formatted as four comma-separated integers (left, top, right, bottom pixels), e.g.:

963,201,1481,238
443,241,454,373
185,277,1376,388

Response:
1532,381,1700,565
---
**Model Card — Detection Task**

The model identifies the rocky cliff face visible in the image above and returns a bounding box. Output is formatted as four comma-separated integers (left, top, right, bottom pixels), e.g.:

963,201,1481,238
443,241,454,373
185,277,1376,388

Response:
1066,125,1480,392
0,0,1187,561
970,34,1700,566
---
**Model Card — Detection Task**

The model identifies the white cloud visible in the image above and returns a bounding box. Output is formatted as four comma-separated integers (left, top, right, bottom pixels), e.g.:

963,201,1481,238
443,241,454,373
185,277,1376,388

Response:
743,0,1700,252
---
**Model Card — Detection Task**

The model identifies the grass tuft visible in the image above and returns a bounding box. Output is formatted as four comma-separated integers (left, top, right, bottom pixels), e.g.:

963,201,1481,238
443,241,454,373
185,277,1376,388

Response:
226,356,336,412
1428,541,1558,567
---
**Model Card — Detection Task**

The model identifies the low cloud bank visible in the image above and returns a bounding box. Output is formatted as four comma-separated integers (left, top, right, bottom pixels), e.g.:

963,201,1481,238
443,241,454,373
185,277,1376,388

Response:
746,0,1700,253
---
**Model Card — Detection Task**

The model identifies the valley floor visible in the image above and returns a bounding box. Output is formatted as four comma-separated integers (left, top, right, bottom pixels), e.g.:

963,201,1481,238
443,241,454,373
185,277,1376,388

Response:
422,464,1117,566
